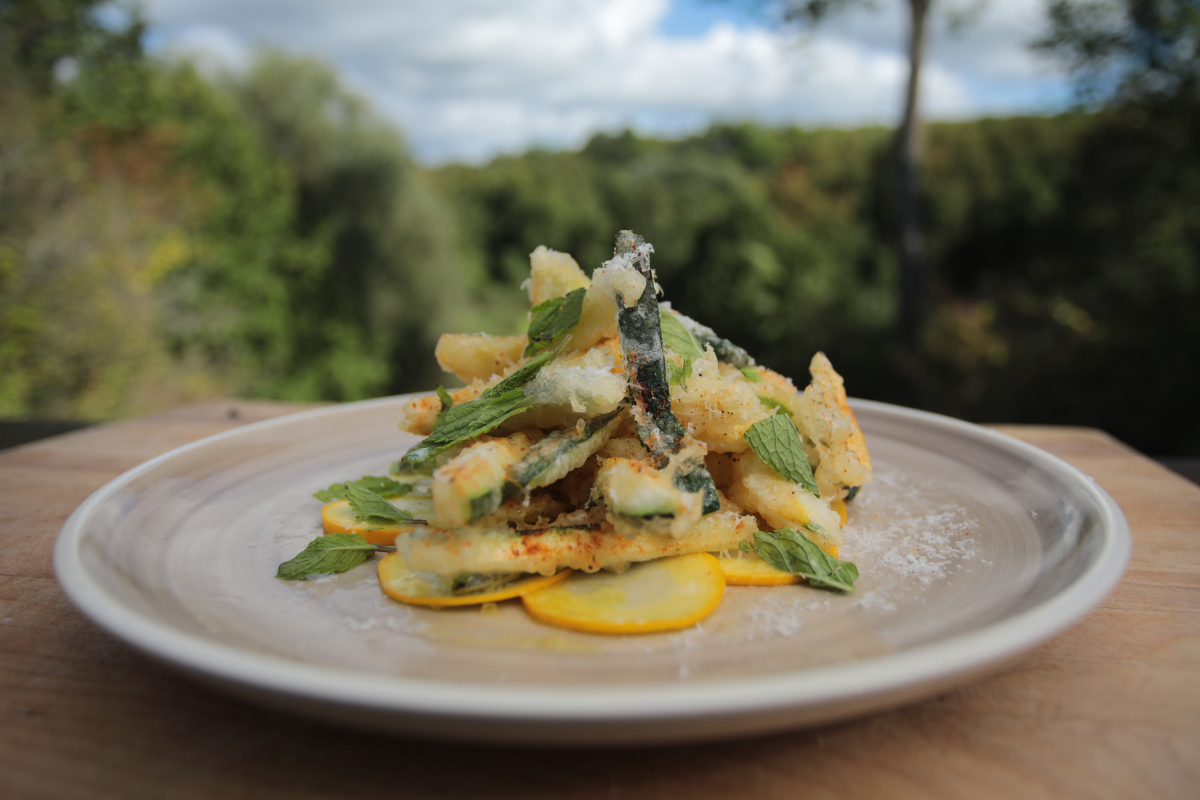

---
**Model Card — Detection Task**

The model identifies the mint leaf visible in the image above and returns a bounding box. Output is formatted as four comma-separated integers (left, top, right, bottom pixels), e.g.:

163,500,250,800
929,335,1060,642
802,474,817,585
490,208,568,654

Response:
659,312,704,360
313,475,413,503
740,367,763,382
741,528,858,592
400,339,568,469
525,287,586,356
667,355,693,387
400,389,532,469
744,414,819,497
433,385,455,430
276,533,377,580
345,484,417,524
489,337,568,395
757,396,793,417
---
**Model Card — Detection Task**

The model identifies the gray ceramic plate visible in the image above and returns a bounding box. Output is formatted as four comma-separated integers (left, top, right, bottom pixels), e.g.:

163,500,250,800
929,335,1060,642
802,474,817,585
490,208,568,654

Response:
54,397,1129,745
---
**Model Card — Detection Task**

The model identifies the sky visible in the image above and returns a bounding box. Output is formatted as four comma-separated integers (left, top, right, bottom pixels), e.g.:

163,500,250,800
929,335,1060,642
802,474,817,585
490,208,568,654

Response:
138,0,1073,165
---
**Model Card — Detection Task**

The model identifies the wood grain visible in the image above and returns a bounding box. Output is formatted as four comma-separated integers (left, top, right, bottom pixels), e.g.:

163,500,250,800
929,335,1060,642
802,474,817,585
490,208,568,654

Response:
1,402,1197,800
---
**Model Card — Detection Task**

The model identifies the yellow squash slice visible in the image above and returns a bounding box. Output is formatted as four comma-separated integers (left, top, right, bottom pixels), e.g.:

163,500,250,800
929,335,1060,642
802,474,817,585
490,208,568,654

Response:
833,498,848,527
715,552,802,586
521,552,726,634
378,551,570,607
321,495,434,546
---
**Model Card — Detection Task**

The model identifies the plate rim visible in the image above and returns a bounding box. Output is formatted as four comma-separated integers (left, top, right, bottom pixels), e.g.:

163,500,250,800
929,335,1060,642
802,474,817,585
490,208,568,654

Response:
53,396,1131,727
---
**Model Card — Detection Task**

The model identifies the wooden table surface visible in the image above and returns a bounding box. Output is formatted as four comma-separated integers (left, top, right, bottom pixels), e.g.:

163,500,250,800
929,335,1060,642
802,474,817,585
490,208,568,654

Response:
2,400,1197,799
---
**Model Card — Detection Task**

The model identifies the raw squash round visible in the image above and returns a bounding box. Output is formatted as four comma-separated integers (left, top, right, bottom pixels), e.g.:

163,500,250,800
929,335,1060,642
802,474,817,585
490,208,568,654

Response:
521,553,726,634
832,498,848,527
378,551,570,607
715,552,802,586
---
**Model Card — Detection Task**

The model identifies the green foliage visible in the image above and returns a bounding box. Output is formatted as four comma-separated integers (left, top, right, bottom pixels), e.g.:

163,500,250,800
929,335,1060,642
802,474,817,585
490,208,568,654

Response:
1036,0,1200,103
0,0,138,95
0,13,467,416
202,52,467,401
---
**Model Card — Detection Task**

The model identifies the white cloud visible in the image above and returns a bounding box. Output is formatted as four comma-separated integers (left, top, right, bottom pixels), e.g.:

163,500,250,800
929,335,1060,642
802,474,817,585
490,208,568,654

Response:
157,23,251,75
139,0,1067,164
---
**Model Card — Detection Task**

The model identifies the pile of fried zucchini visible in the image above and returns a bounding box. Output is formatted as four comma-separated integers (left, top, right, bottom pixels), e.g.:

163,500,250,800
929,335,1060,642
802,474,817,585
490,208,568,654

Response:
388,231,873,587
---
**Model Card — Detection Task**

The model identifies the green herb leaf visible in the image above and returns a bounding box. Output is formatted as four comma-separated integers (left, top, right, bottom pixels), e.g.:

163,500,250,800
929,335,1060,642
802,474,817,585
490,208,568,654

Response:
490,337,568,395
667,355,694,387
276,533,377,580
659,312,704,360
400,390,532,469
740,367,763,382
743,414,820,496
401,338,561,467
433,385,455,430
757,396,794,417
400,339,568,469
742,528,858,592
346,484,416,524
525,287,586,356
313,475,413,503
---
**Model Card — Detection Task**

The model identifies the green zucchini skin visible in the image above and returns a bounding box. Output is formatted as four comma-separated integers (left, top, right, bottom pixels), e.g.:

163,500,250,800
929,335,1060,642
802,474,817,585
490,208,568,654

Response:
612,231,719,515
507,408,621,489
672,455,720,514
468,481,520,521
433,436,529,527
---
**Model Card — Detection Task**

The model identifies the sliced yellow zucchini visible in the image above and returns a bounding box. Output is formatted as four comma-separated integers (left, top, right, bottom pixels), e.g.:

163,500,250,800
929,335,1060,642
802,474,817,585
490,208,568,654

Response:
832,497,848,527
521,553,726,634
378,551,570,607
714,552,802,586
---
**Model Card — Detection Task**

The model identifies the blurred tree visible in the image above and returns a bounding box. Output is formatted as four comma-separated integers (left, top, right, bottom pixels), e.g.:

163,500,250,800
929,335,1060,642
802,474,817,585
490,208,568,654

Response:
0,0,140,94
1029,0,1200,453
2,3,469,416
754,0,979,343
0,2,226,419
1036,0,1199,102
220,53,469,399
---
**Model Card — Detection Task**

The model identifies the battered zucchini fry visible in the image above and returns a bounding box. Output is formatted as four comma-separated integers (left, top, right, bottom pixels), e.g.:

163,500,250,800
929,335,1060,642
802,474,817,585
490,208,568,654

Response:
393,509,758,576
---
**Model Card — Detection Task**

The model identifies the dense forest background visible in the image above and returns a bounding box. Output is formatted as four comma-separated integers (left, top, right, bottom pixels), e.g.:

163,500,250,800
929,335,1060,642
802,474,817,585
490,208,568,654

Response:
1,1,1197,456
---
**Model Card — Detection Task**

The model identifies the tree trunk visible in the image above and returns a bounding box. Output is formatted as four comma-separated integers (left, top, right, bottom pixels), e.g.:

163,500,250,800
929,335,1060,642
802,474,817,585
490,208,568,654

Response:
897,0,929,344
